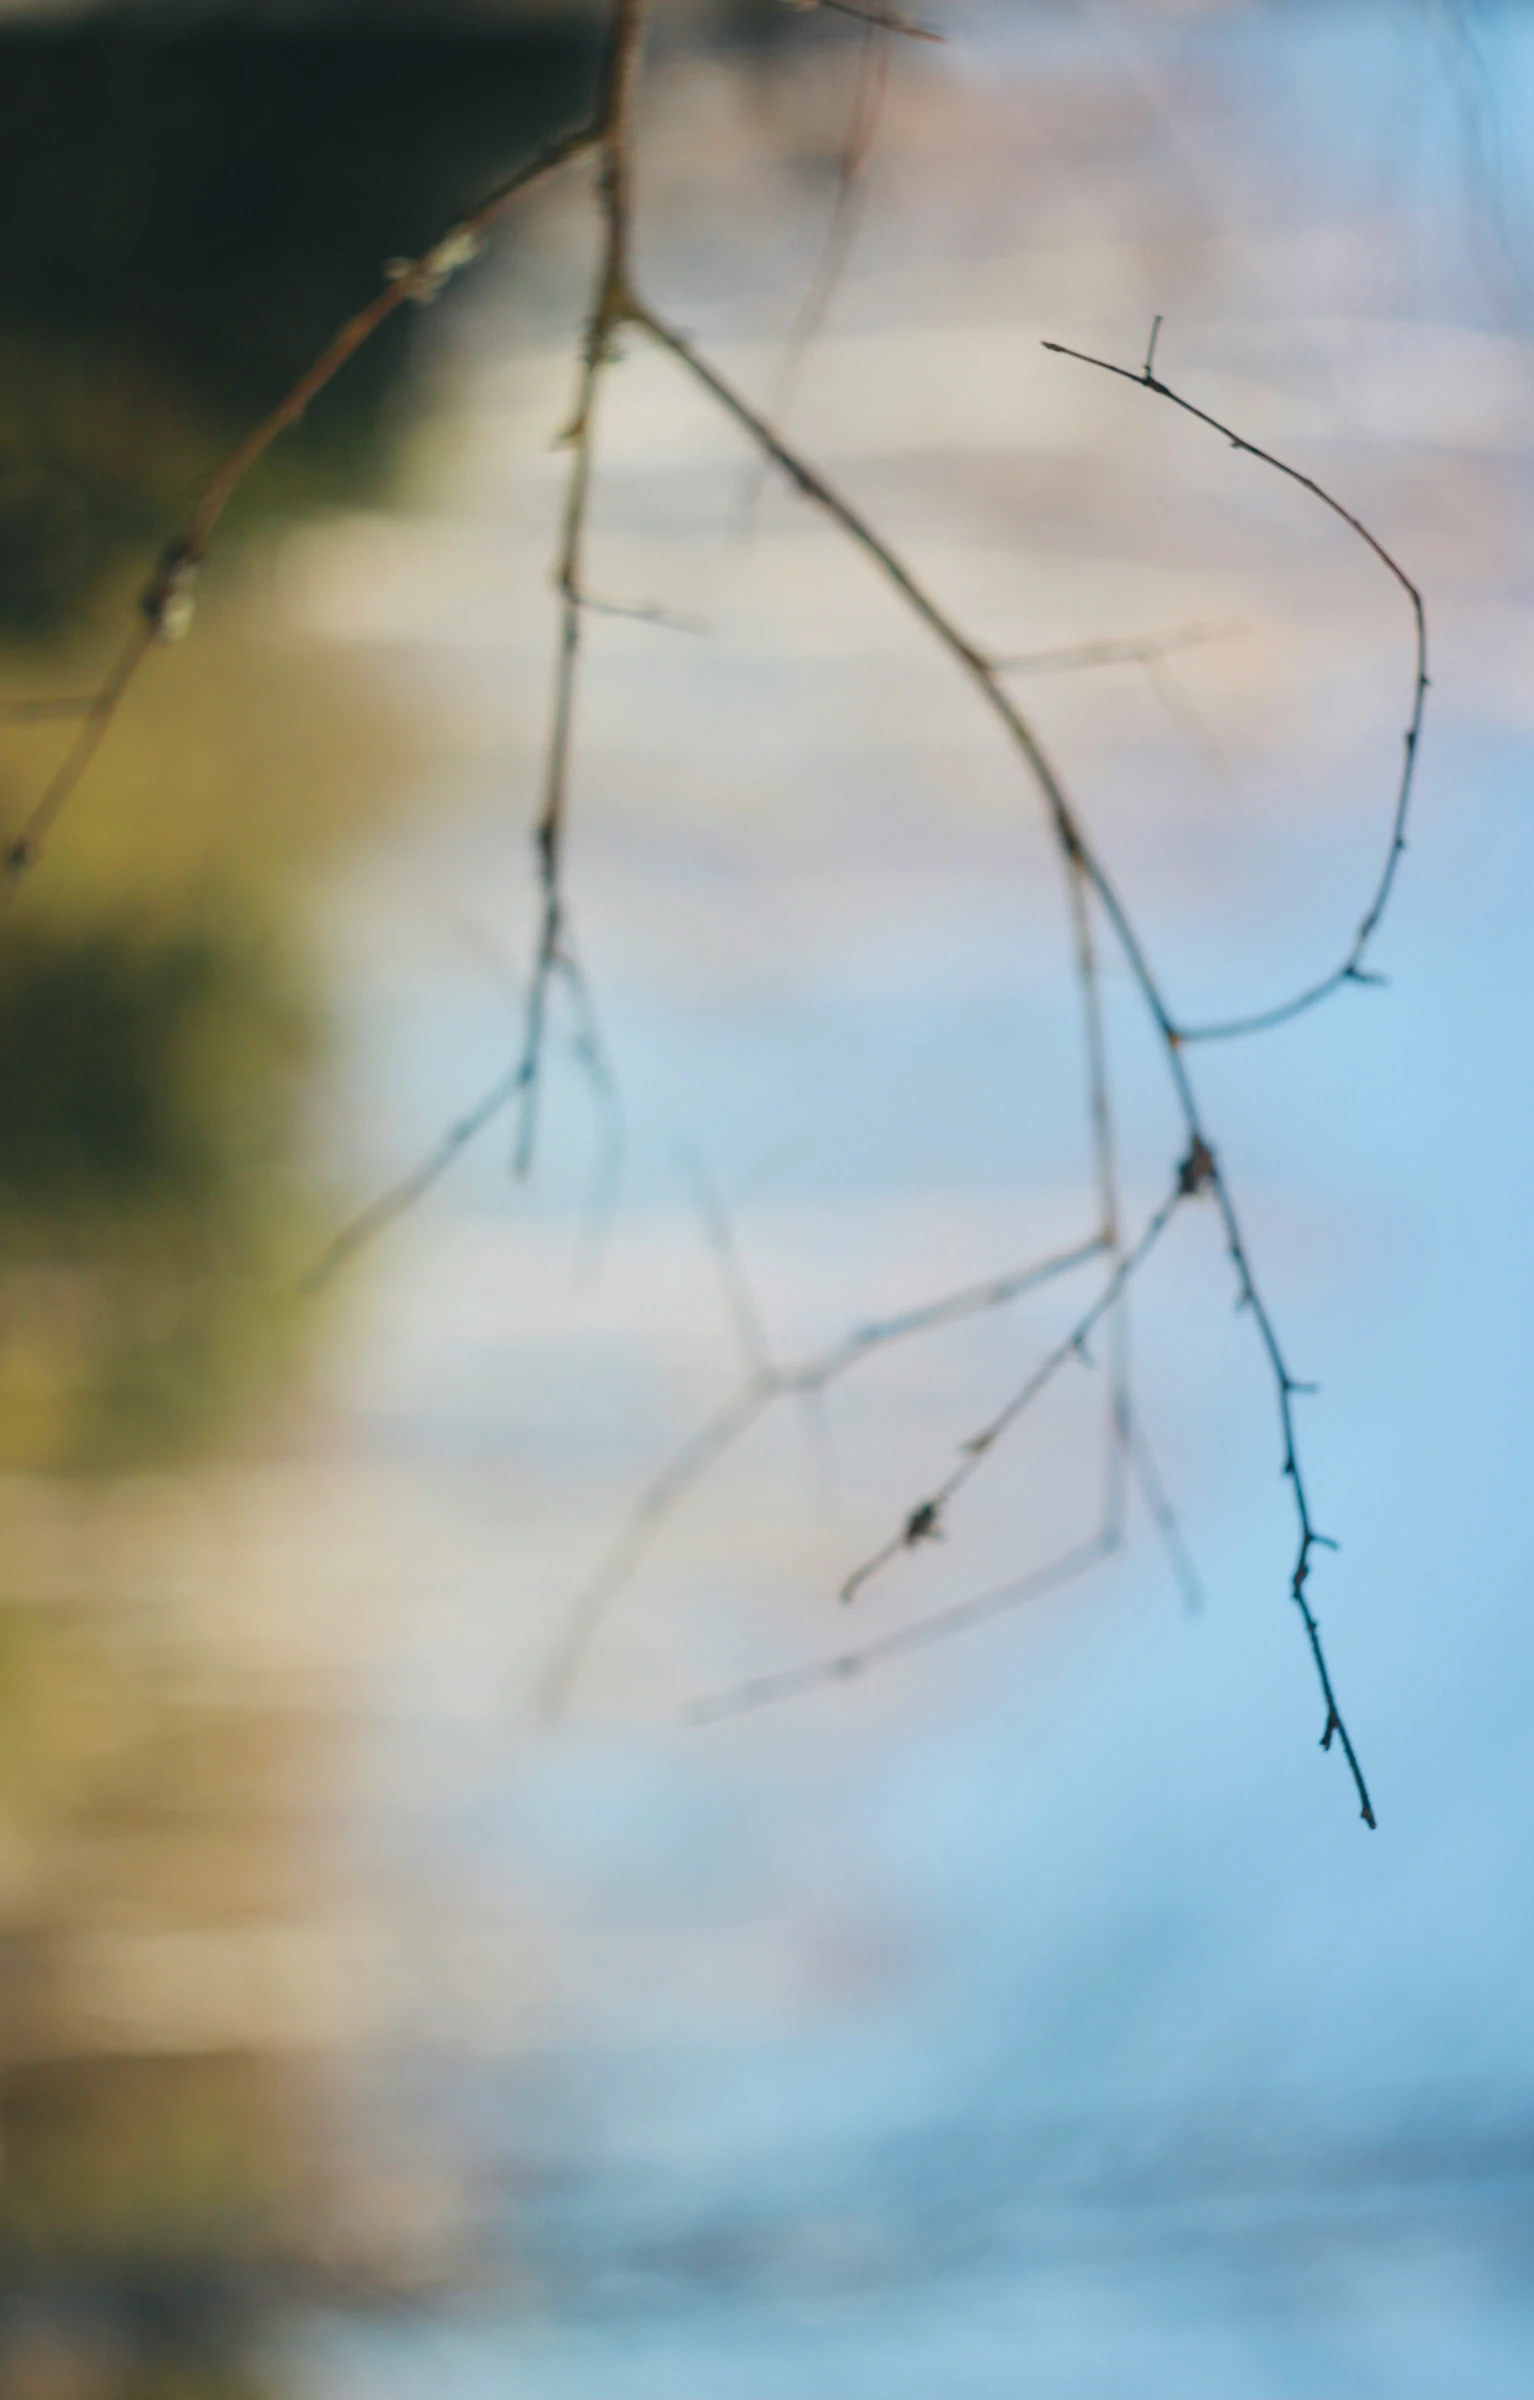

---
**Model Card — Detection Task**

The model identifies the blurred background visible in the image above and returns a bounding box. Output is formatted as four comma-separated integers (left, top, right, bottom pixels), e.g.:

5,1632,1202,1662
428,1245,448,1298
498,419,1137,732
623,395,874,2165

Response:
2,1,1533,2394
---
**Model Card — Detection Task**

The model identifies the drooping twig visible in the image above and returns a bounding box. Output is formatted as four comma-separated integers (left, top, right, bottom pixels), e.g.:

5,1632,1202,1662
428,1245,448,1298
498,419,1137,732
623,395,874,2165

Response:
1043,325,1428,1043
624,302,1376,1823
512,0,647,1171
838,1181,1181,1603
3,0,1383,1824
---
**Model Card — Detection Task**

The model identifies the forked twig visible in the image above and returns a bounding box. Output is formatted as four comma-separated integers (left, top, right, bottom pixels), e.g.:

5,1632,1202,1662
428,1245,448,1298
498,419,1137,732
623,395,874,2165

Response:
538,1224,1111,1722
624,300,1378,1823
3,0,1393,1825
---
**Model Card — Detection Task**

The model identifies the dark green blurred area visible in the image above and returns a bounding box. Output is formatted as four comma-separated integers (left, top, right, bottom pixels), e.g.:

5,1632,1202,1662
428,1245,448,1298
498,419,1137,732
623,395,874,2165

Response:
0,7,602,630
0,6,609,1473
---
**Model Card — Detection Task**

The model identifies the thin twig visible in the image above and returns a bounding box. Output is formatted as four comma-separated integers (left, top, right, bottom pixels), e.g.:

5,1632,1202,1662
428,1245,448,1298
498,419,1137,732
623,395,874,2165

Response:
296,1054,531,1297
512,0,647,1174
539,1227,1109,1719
1043,326,1428,1044
2,0,1381,1824
815,0,942,43
2,119,604,895
739,11,891,526
628,302,1376,1822
838,1181,1180,1602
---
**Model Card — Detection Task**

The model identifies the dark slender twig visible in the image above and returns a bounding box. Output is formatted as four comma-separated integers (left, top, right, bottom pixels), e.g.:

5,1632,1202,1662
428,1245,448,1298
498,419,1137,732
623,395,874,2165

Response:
512,0,647,1174
1043,325,1428,1044
815,0,942,42
838,1182,1181,1603
2,0,1381,1823
626,304,1376,1823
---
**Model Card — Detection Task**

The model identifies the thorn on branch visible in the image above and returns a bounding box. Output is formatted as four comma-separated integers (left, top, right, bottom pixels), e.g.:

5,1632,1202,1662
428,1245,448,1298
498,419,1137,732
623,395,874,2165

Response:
903,1498,943,1550
1177,1136,1217,1197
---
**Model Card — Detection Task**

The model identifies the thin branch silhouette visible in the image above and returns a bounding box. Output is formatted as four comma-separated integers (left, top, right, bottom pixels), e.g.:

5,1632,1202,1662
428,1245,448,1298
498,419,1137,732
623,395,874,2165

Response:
1043,322,1428,1044
622,300,1377,1822
837,1180,1181,1604
2,0,1395,1825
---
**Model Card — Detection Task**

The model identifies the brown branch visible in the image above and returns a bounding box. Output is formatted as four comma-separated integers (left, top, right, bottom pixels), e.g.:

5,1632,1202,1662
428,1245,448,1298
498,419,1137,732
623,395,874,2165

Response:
1043,325,1428,1044
625,301,1375,1824
2,118,604,896
813,0,943,41
683,1281,1202,1727
838,1181,1181,1603
1,0,1378,1825
512,0,647,1175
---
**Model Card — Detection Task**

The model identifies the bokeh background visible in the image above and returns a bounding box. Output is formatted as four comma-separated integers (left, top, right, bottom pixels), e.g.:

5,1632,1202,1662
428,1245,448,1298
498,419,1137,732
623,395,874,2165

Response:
2,2,1533,2395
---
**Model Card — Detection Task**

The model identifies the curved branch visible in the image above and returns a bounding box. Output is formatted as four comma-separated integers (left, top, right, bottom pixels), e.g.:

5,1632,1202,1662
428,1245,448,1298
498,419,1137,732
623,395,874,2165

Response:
1043,330,1428,1045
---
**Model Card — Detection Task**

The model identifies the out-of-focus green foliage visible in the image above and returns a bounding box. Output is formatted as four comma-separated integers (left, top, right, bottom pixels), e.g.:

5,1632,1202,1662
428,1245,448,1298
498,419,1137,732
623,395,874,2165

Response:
0,8,599,1465
0,8,600,629
0,588,419,1467
0,906,313,1466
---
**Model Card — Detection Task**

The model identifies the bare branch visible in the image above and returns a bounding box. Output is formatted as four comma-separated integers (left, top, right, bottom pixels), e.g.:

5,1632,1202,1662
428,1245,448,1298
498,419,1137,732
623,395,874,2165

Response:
628,299,1378,1823
1043,326,1428,1044
838,1180,1181,1604
1,114,605,893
